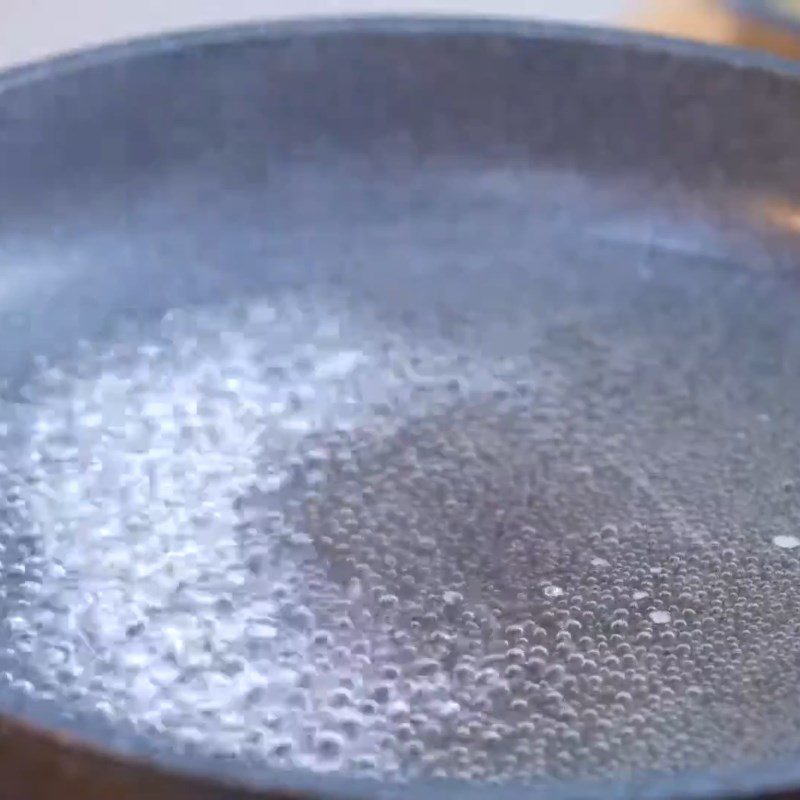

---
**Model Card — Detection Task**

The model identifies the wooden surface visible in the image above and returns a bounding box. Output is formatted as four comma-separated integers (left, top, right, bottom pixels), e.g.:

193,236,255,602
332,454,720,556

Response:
637,0,800,58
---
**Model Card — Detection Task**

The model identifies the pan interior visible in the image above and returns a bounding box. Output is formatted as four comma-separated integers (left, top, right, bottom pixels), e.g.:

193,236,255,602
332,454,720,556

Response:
2,22,800,791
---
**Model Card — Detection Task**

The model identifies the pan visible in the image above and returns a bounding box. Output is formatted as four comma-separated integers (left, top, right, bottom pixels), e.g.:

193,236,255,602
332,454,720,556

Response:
2,17,800,800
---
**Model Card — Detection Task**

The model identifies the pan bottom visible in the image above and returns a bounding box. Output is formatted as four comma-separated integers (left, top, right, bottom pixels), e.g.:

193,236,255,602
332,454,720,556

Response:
2,236,800,784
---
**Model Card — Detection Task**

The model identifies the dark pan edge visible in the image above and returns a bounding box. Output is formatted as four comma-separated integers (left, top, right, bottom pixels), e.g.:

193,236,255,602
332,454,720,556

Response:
3,691,800,800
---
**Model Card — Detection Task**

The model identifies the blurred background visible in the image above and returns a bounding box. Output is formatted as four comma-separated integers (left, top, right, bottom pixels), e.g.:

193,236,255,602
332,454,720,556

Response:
1,0,800,70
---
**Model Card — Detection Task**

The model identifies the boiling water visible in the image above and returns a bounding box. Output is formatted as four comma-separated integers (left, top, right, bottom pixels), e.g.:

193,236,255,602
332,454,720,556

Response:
3,245,800,784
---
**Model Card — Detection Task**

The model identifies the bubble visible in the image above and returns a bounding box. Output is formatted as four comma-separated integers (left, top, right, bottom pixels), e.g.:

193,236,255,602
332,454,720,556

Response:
772,535,800,550
443,591,464,606
315,731,345,761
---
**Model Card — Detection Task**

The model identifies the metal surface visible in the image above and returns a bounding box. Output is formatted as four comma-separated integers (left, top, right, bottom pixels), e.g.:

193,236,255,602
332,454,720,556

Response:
2,17,800,800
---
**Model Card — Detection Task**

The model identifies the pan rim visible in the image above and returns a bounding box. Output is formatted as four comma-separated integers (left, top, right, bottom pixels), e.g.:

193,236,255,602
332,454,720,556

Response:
2,12,800,90
2,14,800,800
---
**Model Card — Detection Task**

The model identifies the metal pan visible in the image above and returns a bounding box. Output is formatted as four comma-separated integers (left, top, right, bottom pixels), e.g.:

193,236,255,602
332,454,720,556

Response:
2,17,800,800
